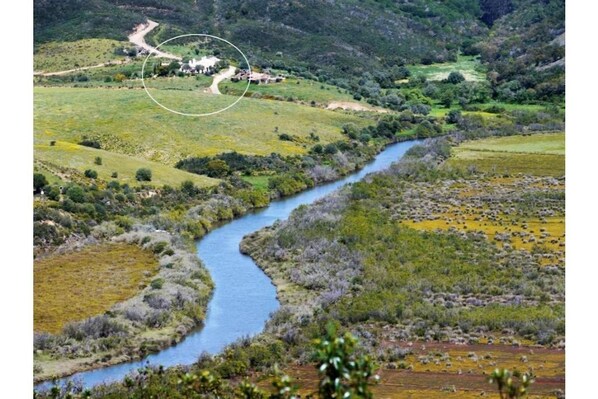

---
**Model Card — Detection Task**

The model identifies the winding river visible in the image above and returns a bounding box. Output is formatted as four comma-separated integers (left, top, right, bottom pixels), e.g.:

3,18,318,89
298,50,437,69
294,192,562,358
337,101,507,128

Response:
37,139,420,390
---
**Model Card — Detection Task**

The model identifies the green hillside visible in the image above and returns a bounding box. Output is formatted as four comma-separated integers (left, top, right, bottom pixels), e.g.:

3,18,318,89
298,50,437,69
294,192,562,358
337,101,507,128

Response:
34,86,372,170
34,0,487,78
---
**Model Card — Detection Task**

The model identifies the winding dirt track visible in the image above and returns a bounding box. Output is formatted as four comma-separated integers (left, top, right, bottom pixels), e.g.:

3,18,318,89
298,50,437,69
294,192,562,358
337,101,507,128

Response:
128,20,180,60
35,20,235,96
208,66,236,94
34,19,179,76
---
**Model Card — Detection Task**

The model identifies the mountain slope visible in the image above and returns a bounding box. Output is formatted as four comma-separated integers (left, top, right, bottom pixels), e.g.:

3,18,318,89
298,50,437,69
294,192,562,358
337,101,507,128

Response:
477,0,565,101
34,0,487,77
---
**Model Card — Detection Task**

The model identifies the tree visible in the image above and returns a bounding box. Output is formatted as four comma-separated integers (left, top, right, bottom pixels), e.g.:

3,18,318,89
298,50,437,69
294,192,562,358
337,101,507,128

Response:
181,180,197,196
446,110,462,124
311,144,324,154
446,71,465,84
440,89,455,108
113,73,126,82
136,168,152,182
34,173,48,193
84,169,98,179
324,143,338,155
206,159,230,178
65,185,85,203
46,185,61,201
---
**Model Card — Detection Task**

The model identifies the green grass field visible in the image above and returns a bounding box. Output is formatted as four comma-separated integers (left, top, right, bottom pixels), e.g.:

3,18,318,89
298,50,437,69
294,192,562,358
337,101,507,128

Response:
448,132,565,176
408,55,485,82
34,87,370,162
241,175,271,190
35,141,219,187
221,77,358,104
34,39,128,73
457,133,565,155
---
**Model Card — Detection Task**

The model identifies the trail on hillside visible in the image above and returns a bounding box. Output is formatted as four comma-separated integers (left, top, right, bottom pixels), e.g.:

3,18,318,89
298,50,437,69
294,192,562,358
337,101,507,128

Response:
34,60,128,77
128,20,181,61
208,66,236,94
34,20,180,76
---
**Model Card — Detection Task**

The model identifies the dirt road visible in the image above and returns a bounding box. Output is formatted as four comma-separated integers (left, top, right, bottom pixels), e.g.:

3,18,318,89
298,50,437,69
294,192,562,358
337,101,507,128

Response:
128,20,181,60
208,66,236,94
34,20,180,76
33,60,128,77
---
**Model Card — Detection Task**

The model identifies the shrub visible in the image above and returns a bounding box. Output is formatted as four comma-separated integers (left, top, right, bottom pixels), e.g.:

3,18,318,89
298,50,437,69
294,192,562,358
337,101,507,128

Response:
152,241,169,254
359,133,372,144
144,293,171,310
268,174,312,197
62,316,127,340
65,185,85,203
278,133,293,141
181,180,197,196
34,173,48,193
489,368,534,399
205,159,230,178
111,172,118,178
446,71,465,84
314,323,379,399
136,168,152,182
94,156,102,165
324,143,338,154
84,169,98,179
311,144,324,154
45,185,61,201
79,139,101,149
342,123,360,139
150,278,165,290
446,109,462,124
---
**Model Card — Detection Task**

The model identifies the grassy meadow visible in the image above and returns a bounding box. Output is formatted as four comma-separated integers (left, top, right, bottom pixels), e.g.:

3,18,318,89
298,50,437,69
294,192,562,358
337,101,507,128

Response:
34,87,371,164
407,55,486,82
34,243,158,334
34,39,128,73
448,132,565,176
34,141,219,187
221,77,359,105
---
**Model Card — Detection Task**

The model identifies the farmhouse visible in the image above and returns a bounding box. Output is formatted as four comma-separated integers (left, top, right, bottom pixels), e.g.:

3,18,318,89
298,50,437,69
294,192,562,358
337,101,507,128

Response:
231,70,285,84
179,55,221,74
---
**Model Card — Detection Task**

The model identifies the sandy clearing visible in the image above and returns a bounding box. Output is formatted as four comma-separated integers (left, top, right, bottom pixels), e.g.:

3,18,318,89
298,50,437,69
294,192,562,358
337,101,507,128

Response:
326,101,388,113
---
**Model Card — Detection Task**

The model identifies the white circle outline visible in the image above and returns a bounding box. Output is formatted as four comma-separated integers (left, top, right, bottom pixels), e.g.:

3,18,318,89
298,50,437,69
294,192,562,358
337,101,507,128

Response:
141,34,251,117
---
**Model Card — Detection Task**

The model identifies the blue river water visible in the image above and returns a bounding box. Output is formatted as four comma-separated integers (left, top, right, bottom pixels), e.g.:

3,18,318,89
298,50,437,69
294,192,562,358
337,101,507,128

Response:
36,139,420,391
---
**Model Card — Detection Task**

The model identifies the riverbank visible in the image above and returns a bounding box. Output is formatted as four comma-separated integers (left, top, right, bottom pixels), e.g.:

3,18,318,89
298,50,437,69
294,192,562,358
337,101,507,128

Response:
238,134,565,396
34,228,214,383
34,137,421,387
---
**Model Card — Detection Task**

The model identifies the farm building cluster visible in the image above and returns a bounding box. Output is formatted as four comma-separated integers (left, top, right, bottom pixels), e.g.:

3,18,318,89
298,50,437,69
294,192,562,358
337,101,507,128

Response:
231,70,286,84
179,56,222,75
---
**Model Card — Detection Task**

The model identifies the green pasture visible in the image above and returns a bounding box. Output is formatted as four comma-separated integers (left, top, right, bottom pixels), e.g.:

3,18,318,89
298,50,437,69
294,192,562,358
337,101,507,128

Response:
35,141,219,187
34,87,370,164
408,55,485,82
449,133,565,176
34,39,128,73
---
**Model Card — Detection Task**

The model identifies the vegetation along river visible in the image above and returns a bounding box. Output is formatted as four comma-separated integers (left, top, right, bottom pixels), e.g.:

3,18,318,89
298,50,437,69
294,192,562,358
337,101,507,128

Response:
37,139,421,390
